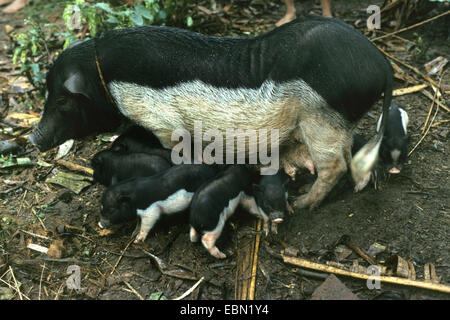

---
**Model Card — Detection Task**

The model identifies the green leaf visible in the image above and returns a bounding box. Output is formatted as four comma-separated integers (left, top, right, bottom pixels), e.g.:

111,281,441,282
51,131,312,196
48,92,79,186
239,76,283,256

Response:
157,10,167,21
186,16,193,27
12,48,21,64
131,12,144,26
135,4,153,20
94,2,114,14
30,63,40,75
147,291,167,300
104,15,120,25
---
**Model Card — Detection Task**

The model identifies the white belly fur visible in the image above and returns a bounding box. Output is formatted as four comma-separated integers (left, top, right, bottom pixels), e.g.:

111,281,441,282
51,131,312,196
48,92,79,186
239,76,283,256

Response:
109,79,329,149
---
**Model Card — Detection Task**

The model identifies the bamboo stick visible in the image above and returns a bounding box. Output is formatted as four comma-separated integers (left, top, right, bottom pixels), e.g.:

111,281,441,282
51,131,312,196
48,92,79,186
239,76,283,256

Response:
283,255,450,294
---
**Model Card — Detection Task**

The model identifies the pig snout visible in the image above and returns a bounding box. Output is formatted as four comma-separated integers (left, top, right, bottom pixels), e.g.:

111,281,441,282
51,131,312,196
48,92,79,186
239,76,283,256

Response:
28,129,45,150
29,126,63,152
269,211,284,224
99,217,112,229
388,167,401,174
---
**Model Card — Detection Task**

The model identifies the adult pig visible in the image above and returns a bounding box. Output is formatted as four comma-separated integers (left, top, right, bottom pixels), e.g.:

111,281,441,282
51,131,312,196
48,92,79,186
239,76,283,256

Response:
29,15,393,210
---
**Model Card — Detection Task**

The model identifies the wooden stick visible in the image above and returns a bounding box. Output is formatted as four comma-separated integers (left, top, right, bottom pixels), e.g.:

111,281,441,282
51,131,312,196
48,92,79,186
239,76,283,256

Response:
0,276,30,300
39,262,45,300
410,74,445,156
172,277,205,300
393,84,428,96
110,238,134,275
421,89,450,113
27,243,49,254
374,44,441,90
56,159,93,176
123,280,144,300
20,229,51,241
372,10,450,41
283,255,450,294
9,266,23,300
248,219,262,300
408,97,439,157
421,89,438,134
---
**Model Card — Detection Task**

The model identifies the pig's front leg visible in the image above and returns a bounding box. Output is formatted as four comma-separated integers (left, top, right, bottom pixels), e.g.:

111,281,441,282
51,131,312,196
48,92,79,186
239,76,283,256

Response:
240,195,270,236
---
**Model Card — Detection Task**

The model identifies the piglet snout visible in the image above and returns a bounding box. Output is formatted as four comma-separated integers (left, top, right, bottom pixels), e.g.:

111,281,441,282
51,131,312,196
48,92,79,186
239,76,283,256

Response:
98,218,111,229
389,167,401,174
272,218,283,224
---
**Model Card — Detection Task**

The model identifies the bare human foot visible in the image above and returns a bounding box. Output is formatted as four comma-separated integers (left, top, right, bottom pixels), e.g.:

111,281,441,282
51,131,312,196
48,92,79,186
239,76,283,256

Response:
321,0,333,18
276,0,296,27
2,0,26,14
0,0,13,6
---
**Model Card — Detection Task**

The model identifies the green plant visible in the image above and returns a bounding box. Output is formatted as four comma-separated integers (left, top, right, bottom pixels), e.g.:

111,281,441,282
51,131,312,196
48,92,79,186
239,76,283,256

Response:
63,0,195,37
11,18,76,95
11,0,195,95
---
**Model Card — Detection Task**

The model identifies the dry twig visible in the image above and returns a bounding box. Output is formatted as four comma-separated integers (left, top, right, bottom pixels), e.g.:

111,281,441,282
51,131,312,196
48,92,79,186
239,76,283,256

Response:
283,255,450,294
110,237,134,275
372,10,450,42
123,280,144,300
172,277,205,300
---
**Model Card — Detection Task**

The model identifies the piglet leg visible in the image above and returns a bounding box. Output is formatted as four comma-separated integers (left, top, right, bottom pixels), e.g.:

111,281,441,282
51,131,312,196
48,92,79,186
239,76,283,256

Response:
202,232,226,259
240,195,270,236
135,206,161,243
190,227,200,243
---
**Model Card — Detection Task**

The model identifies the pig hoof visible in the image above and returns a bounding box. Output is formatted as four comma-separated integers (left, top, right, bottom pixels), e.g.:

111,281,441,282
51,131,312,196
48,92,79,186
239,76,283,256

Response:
263,221,270,236
286,203,294,215
134,233,147,243
190,227,200,242
209,247,227,259
271,223,278,234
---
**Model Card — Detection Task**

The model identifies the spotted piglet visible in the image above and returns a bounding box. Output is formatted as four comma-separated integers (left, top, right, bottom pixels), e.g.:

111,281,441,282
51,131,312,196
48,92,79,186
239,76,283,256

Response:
376,102,409,174
189,165,263,259
99,164,220,242
252,171,292,235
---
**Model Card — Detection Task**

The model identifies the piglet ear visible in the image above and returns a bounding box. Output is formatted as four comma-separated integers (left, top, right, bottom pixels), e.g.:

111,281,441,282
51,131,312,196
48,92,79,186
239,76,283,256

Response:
64,72,90,99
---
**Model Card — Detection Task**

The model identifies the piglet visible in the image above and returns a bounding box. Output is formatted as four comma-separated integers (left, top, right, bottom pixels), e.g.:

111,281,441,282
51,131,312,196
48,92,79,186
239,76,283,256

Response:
376,102,409,174
91,150,171,186
253,171,291,235
189,165,263,259
99,164,220,243
111,125,173,163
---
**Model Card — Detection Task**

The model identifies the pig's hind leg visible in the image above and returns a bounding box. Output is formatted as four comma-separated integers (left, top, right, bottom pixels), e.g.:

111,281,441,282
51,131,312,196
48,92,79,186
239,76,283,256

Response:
295,119,352,210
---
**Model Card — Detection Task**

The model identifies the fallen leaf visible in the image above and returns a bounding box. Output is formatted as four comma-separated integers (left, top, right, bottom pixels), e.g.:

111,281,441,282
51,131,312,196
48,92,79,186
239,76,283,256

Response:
55,139,74,160
47,239,64,259
98,228,114,237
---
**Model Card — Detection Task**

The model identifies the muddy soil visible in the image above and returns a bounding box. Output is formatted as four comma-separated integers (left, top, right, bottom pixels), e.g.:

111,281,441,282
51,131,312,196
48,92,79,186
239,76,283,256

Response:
0,0,449,301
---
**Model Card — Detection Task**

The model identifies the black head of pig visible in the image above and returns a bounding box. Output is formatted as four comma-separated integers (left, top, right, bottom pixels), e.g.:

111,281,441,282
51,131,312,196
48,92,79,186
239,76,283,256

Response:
100,186,136,229
29,40,122,152
91,150,110,186
377,103,409,174
253,181,287,224
111,125,163,153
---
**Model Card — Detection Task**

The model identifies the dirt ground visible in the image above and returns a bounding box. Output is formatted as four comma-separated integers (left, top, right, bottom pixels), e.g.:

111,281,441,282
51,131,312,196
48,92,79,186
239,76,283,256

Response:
0,0,449,301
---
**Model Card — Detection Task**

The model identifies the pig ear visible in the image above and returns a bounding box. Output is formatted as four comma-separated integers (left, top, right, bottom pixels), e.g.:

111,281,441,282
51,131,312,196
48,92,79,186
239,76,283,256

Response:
64,72,90,99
